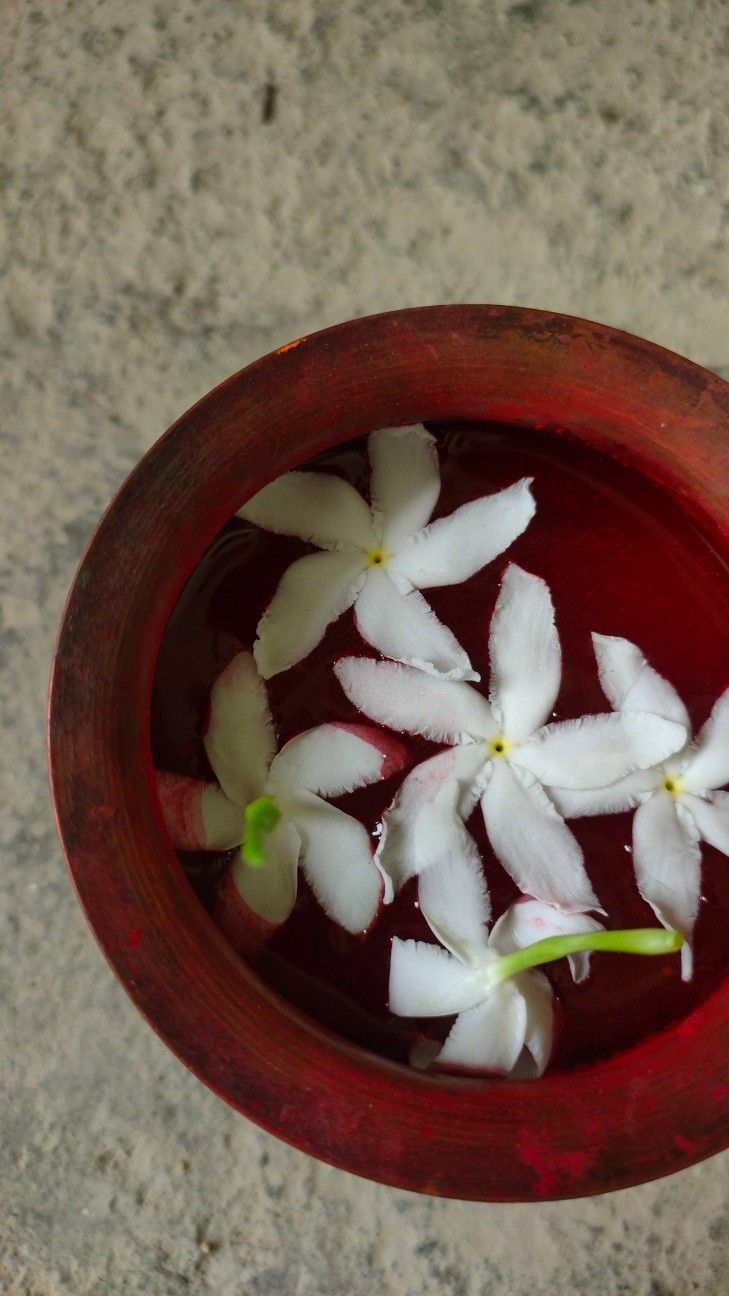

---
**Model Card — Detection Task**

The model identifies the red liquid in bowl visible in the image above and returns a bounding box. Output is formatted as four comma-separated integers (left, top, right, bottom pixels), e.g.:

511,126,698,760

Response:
151,424,729,1070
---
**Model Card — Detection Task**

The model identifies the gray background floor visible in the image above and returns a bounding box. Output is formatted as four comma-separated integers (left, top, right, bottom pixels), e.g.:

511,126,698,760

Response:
2,2,728,1292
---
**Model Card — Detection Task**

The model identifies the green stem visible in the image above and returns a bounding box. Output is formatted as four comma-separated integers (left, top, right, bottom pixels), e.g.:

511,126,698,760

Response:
242,795,281,869
492,927,684,985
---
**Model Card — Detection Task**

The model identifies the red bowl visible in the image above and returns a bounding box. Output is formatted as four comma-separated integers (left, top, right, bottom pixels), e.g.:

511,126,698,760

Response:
48,306,729,1201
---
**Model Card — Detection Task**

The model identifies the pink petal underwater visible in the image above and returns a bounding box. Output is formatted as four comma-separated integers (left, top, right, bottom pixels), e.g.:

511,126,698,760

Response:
212,866,283,958
204,651,276,805
253,550,366,679
238,469,375,551
489,897,605,984
390,478,535,591
367,425,440,549
592,633,691,729
487,564,561,741
633,792,701,981
155,771,245,852
354,569,477,680
291,793,384,934
335,656,495,744
481,759,601,913
268,722,407,799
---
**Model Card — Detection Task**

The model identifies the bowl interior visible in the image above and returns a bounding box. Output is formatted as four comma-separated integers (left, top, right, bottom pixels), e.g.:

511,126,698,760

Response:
49,307,729,1200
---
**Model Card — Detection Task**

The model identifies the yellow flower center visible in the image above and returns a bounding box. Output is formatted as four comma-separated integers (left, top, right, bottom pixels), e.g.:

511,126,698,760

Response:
489,736,511,758
662,775,683,797
366,547,389,568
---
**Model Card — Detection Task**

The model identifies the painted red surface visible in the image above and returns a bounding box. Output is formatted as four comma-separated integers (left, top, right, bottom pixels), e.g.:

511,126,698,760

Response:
48,306,729,1201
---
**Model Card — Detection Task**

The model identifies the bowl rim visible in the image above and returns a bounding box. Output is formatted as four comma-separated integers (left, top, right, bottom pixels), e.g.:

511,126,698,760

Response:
48,305,729,1201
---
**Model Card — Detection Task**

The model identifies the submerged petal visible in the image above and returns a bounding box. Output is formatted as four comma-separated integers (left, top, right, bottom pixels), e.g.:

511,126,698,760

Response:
390,478,535,590
231,817,300,926
204,652,276,805
436,981,528,1075
155,772,245,852
481,760,601,912
238,470,374,551
515,970,555,1078
291,793,383,933
488,564,561,741
683,689,729,792
268,722,406,799
377,746,490,890
550,768,658,820
368,425,440,548
417,792,491,959
489,898,605,984
254,550,366,679
633,792,701,980
354,569,477,680
516,711,687,790
389,939,488,1017
335,656,495,743
592,634,690,729
682,790,729,859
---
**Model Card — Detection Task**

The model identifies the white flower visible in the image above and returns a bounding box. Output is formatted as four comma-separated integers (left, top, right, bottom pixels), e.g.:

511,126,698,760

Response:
237,424,535,680
335,565,688,923
553,634,729,979
156,652,406,933
389,873,604,1077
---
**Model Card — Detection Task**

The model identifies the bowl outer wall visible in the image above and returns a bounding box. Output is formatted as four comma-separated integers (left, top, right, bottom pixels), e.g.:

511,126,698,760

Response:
48,305,729,1201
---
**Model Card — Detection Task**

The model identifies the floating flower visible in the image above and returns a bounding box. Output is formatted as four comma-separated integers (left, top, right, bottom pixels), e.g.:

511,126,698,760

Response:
156,652,406,934
553,634,729,979
238,424,535,680
390,865,680,1076
336,565,688,920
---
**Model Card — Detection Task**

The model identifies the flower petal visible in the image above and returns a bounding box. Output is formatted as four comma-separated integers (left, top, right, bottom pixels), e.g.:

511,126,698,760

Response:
268,722,406,799
416,790,491,960
291,793,383,933
204,652,275,805
683,689,729,792
389,939,487,1017
633,792,701,980
254,550,366,679
550,769,658,820
681,790,729,858
488,564,561,741
515,970,555,1078
436,982,528,1075
368,425,440,548
489,898,605,984
238,470,374,551
516,712,687,790
354,569,477,681
155,772,245,851
481,760,601,912
592,634,690,728
377,746,491,890
335,656,495,743
390,478,535,590
230,817,300,926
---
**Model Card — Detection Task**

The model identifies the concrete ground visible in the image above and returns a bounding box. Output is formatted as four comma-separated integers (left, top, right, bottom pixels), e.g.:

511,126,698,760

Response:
2,1,728,1292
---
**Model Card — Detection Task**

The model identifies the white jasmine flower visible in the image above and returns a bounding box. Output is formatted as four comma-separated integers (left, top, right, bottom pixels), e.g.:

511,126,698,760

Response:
335,566,687,920
156,652,406,933
553,634,729,978
238,424,535,679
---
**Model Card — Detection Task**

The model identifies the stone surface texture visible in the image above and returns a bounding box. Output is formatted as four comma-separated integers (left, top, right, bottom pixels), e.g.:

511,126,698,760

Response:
2,1,728,1292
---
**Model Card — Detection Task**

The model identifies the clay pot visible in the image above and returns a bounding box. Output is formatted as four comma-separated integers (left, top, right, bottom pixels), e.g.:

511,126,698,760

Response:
49,307,729,1200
